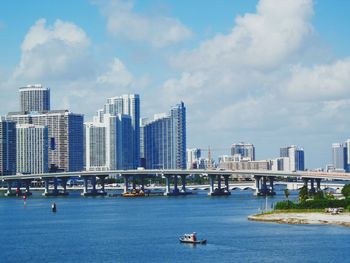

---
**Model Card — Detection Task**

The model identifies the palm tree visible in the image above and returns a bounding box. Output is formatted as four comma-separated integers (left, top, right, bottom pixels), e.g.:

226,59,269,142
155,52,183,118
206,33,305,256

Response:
284,188,290,200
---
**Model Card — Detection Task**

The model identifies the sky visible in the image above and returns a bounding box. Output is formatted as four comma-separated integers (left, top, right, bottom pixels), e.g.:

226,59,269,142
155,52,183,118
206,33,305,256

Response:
1,0,350,169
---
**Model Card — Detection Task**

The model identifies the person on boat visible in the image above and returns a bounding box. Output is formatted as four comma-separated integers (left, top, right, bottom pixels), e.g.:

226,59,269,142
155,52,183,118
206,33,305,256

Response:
192,233,196,242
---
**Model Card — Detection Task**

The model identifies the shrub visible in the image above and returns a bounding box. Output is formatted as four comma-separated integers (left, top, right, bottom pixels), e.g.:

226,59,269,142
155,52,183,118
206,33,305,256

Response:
275,200,297,210
342,184,350,198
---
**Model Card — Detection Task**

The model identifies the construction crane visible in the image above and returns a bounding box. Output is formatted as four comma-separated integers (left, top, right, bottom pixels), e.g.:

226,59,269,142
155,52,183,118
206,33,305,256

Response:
195,146,232,168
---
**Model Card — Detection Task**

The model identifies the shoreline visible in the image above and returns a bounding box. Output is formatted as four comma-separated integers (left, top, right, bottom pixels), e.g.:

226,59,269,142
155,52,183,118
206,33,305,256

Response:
248,212,350,227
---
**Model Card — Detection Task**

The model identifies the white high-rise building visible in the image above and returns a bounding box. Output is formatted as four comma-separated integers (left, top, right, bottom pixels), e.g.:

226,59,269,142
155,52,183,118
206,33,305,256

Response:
85,122,106,170
8,110,84,172
19,84,50,112
16,124,48,174
85,95,137,171
103,94,140,168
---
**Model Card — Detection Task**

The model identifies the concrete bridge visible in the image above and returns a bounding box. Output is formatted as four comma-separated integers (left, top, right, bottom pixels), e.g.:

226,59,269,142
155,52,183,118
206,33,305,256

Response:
1,169,350,197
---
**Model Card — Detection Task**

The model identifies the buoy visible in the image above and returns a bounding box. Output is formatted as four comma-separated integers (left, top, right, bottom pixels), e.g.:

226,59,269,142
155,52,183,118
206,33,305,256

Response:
51,202,57,213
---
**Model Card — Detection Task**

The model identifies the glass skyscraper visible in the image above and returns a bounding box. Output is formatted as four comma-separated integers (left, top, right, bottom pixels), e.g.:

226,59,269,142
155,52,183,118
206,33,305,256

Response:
0,118,16,176
142,102,186,169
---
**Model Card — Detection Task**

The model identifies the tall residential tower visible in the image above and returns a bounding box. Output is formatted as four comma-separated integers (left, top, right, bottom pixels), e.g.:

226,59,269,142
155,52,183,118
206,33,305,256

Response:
20,84,50,112
0,118,16,176
142,102,186,169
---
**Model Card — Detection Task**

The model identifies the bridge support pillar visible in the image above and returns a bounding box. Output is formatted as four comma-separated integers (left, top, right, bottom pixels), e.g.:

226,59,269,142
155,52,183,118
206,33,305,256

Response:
262,176,267,195
82,176,105,196
217,175,222,191
254,175,261,196
82,177,88,196
125,176,129,194
164,175,171,195
269,176,276,196
181,175,186,193
43,179,49,196
316,178,321,191
98,176,107,196
53,178,58,195
91,176,97,194
4,181,12,196
223,175,231,194
24,180,32,196
310,178,315,194
208,175,215,195
132,176,136,191
208,174,230,196
61,178,68,195
173,175,179,194
141,177,145,192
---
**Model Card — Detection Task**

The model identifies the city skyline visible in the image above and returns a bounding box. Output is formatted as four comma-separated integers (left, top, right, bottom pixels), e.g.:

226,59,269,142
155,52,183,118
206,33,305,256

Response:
1,0,350,168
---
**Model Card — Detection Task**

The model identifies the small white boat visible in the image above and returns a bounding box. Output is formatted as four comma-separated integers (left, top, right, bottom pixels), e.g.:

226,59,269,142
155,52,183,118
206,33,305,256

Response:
179,232,206,244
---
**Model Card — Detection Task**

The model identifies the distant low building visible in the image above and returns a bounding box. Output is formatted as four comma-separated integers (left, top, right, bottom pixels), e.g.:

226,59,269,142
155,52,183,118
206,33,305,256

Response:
279,145,304,171
186,148,201,169
231,142,255,161
219,159,270,171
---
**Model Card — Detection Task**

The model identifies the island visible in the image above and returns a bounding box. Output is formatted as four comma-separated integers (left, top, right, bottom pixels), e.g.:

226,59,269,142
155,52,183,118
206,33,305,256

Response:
248,184,350,227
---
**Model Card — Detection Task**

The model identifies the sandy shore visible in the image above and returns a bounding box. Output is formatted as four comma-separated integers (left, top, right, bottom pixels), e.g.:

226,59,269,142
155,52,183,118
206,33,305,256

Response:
248,212,350,227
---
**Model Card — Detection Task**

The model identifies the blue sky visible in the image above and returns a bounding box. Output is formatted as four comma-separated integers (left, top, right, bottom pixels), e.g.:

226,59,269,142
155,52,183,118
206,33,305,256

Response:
1,0,350,168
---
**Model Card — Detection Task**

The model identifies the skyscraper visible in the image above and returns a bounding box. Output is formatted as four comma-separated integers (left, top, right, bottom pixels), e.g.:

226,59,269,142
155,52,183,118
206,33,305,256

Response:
103,94,140,168
8,110,84,172
85,108,134,171
85,122,106,170
20,84,50,112
231,142,255,161
16,124,48,174
142,102,186,169
345,139,350,172
280,145,305,171
0,118,16,176
332,143,346,172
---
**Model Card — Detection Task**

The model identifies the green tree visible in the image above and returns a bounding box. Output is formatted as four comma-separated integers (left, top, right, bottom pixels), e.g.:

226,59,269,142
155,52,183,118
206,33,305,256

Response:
299,185,309,202
314,190,324,200
325,192,335,200
284,188,290,200
341,184,350,198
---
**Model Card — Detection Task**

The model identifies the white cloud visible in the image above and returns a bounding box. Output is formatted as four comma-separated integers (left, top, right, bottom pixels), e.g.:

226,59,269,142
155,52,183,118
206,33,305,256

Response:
286,58,350,101
171,0,313,71
13,19,93,81
97,58,133,87
5,18,141,119
157,0,350,167
98,0,192,47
